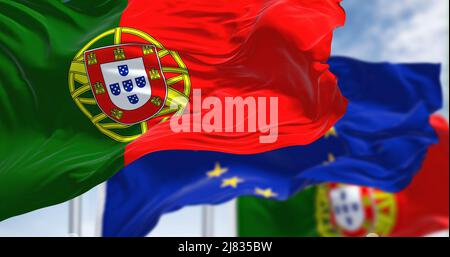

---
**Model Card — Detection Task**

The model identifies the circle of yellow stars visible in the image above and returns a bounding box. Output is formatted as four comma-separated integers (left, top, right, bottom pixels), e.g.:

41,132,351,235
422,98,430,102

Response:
323,127,338,165
203,127,338,200
206,162,277,198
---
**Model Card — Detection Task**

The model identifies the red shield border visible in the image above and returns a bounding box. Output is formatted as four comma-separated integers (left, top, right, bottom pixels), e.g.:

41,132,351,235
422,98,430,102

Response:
84,43,167,124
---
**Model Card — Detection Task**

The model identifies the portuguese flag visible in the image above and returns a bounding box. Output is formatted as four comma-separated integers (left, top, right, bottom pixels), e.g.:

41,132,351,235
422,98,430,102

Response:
238,115,449,237
0,1,346,220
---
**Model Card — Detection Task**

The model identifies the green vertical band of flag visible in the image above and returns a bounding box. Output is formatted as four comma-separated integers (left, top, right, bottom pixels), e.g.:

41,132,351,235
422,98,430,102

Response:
237,187,319,236
0,0,127,220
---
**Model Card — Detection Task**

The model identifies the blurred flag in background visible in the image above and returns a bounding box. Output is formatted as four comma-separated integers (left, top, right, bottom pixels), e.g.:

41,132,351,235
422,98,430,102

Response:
102,57,442,236
238,115,449,237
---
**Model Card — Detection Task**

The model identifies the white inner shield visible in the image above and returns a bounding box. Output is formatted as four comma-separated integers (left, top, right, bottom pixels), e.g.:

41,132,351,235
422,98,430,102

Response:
100,57,151,110
329,186,365,232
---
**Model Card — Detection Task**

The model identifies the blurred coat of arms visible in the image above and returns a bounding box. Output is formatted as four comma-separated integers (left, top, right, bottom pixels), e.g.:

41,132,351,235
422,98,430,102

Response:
316,183,397,237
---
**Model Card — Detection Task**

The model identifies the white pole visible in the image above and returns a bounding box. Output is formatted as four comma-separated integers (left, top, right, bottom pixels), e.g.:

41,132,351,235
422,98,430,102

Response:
68,196,82,237
230,199,237,237
202,205,214,237
95,183,106,237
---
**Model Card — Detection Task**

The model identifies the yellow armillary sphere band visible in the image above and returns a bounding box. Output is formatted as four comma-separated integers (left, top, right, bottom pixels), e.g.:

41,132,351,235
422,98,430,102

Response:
68,27,191,142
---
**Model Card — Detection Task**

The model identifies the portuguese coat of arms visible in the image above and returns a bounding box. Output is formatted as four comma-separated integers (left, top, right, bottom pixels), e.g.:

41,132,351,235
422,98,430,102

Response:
84,43,167,124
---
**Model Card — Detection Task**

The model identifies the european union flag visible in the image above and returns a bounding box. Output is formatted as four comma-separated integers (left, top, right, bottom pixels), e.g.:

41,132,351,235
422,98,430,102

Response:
102,57,442,236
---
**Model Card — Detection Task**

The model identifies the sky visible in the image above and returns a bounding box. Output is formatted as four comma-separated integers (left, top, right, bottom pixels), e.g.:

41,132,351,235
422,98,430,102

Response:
0,0,448,236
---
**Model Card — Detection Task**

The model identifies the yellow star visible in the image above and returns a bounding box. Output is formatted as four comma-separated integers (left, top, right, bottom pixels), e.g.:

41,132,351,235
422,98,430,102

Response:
323,153,335,165
206,162,228,178
221,177,243,188
324,127,338,139
255,187,278,198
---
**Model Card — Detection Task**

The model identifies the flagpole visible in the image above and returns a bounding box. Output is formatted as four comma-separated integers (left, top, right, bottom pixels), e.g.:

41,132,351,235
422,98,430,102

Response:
231,199,237,237
68,196,82,237
94,183,106,237
201,205,214,237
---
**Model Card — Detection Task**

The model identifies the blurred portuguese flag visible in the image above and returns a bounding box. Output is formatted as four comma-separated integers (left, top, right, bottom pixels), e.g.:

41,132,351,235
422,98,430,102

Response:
238,115,449,237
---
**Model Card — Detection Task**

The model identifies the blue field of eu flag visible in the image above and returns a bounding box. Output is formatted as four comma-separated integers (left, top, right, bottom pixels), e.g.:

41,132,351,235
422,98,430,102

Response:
102,57,442,236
